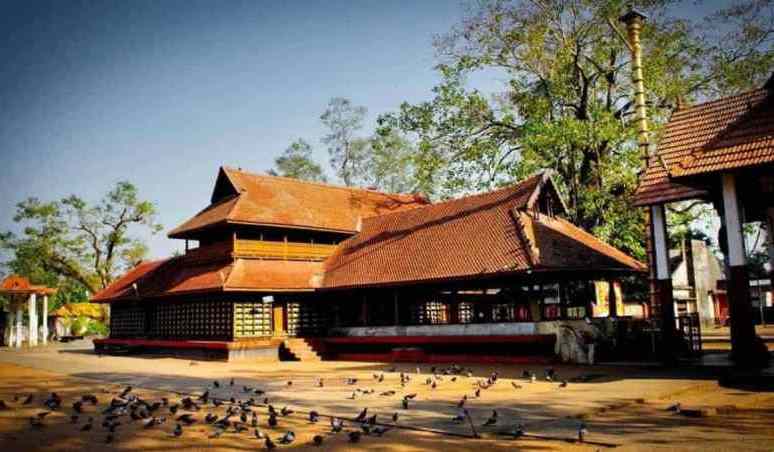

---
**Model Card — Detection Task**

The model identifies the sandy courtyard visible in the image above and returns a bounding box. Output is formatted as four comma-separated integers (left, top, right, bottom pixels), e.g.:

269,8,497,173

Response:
0,342,773,451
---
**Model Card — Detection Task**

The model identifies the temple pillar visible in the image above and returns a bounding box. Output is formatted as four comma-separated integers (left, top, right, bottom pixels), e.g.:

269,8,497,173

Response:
15,304,23,348
608,280,618,318
767,207,774,289
360,295,368,326
393,291,400,326
28,293,38,346
651,204,677,361
41,295,49,345
721,173,768,365
5,310,14,347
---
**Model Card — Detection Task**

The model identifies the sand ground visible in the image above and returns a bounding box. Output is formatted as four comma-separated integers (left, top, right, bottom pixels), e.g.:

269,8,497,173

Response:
0,341,773,451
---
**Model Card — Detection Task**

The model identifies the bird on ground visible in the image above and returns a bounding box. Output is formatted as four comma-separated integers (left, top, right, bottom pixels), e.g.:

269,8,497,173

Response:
372,426,389,436
405,393,417,400
348,391,357,400
286,381,292,387
667,403,681,413
22,394,34,405
378,374,385,383
309,411,319,423
330,417,344,433
380,390,396,396
483,410,498,426
240,411,248,423
144,417,159,429
119,386,132,398
173,423,183,437
82,394,98,405
511,382,523,390
402,399,409,410
213,381,220,389
268,413,278,428
213,398,223,407
530,374,537,383
279,431,295,444
387,366,396,372
474,389,481,398
234,422,249,433
198,391,209,403
348,431,361,443
169,404,179,415
316,378,324,388
559,380,568,388
392,412,399,422
0,400,8,410
254,428,265,439
268,405,278,416
243,386,252,393
512,423,525,438
230,378,235,387
431,381,437,389
578,422,588,442
36,411,51,419
44,393,62,410
367,414,377,426
458,395,467,408
177,413,196,425
452,409,466,422
265,437,277,450
80,417,94,431
466,371,474,378
312,434,324,446
280,406,293,416
210,428,224,439
29,416,44,428
355,408,368,422
346,378,358,385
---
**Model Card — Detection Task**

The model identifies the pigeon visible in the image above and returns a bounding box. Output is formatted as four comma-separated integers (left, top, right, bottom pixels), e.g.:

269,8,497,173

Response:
309,411,319,423
313,434,324,446
578,422,588,442
205,413,218,424
348,431,361,443
355,408,368,422
331,417,344,432
230,378,235,387
254,428,265,439
346,378,358,385
173,423,183,437
559,380,568,388
511,382,522,390
667,403,681,413
36,411,51,419
265,437,277,450
287,381,292,387
348,392,357,400
474,389,481,398
530,374,537,383
404,393,417,400
280,406,293,417
144,417,160,429
316,378,324,388
402,399,409,410
210,428,225,438
483,410,498,426
268,413,278,428
431,381,437,389
213,381,220,388
80,417,94,431
119,386,132,398
177,413,196,425
82,395,98,405
392,412,399,422
457,396,467,408
22,394,34,405
512,423,525,438
279,431,295,444
169,404,179,414
380,390,396,396
372,426,389,436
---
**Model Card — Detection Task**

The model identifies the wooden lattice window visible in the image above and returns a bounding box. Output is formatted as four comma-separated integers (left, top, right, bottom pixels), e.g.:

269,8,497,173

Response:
109,303,145,337
233,301,272,338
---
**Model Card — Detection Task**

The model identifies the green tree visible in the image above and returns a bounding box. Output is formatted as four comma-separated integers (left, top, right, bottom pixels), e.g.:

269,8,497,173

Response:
361,129,417,193
0,181,162,298
379,0,772,259
269,139,327,182
320,97,369,186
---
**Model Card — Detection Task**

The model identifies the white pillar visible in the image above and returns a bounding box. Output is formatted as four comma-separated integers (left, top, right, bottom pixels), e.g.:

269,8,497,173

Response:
767,207,774,286
722,174,746,267
41,295,49,345
5,310,13,347
15,304,23,348
651,205,670,280
28,293,37,346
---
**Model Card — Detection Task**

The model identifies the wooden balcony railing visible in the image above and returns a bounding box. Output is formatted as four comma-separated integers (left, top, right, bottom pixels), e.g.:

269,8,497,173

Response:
233,239,338,261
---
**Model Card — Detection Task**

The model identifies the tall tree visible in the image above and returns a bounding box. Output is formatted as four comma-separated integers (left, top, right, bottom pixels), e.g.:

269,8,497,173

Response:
269,139,327,182
0,181,162,296
320,97,368,186
379,0,772,259
360,129,417,193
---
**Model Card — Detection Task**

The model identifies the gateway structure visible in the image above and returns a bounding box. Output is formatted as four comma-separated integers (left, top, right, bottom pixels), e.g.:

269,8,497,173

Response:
93,167,644,362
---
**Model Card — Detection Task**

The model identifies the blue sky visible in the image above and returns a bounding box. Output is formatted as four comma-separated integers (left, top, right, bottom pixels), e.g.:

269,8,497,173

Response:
0,0,733,260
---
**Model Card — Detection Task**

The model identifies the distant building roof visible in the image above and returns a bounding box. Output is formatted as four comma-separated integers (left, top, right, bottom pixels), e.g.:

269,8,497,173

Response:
52,303,104,319
322,172,645,289
168,167,429,238
633,82,774,206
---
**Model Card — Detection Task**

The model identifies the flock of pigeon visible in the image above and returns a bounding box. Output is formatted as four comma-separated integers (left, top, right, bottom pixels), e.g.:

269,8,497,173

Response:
1,365,596,449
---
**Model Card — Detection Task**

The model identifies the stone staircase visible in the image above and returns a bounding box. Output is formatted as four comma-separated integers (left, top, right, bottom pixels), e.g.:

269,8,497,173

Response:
282,338,322,361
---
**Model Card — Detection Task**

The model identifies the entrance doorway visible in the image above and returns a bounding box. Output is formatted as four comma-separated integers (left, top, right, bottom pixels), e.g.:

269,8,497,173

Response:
272,302,286,336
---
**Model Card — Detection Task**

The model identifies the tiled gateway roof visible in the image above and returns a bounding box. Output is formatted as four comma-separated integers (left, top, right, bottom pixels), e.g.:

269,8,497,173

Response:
168,167,429,238
633,84,774,206
91,257,322,303
322,172,645,289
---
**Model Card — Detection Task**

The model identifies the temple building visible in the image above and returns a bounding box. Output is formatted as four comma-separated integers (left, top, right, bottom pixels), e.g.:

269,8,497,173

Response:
92,166,644,363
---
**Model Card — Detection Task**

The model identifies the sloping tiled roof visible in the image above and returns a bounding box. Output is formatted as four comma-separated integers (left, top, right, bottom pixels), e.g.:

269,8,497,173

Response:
168,167,429,238
92,257,323,303
322,173,644,289
633,86,774,206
